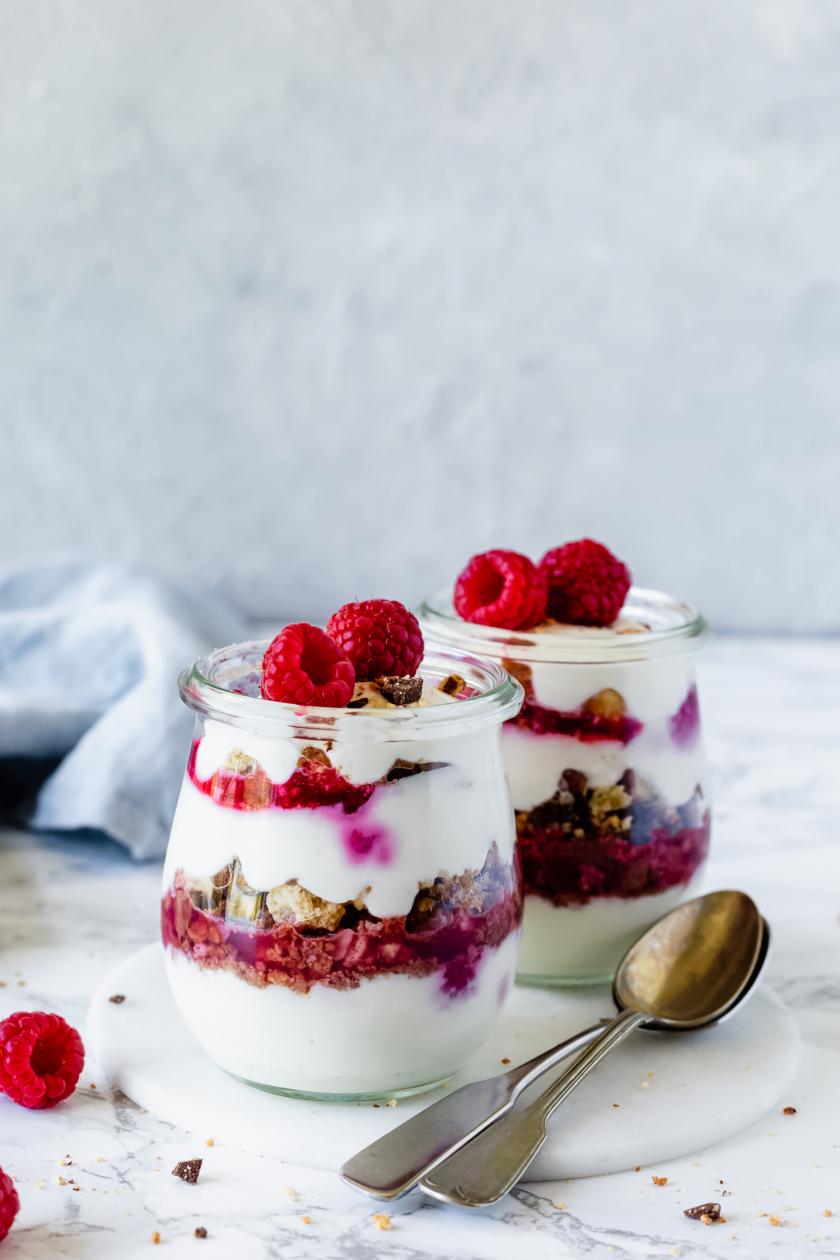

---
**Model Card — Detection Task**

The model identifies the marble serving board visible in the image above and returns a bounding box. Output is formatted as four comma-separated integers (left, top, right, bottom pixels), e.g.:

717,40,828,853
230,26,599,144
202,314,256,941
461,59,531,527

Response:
88,943,799,1184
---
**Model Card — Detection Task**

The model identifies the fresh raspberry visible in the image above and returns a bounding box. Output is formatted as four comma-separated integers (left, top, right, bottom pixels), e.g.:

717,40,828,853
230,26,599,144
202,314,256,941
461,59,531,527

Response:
261,624,355,707
0,1167,19,1244
453,550,547,630
326,600,424,681
539,539,631,626
0,1011,85,1110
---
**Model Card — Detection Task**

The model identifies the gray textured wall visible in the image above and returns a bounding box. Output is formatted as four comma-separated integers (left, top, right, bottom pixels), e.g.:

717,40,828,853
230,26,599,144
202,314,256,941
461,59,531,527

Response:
2,0,839,633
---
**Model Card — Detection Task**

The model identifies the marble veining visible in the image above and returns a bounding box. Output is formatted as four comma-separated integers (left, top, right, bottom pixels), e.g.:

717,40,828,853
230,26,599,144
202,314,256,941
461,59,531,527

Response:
1,637,839,1258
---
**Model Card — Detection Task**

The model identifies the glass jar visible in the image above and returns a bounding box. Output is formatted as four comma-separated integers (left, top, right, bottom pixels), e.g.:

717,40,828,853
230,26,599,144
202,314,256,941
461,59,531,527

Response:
161,641,524,1100
420,589,710,985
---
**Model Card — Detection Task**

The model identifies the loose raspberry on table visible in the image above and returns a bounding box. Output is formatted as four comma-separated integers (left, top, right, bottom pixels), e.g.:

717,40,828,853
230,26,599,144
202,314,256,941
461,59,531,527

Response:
0,1167,19,1244
454,550,547,630
326,600,424,681
539,539,630,626
0,1011,85,1110
261,624,355,707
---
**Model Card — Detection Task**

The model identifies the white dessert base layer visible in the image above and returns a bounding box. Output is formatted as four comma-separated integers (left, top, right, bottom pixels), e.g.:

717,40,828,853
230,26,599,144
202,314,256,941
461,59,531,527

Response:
164,932,520,1096
517,878,704,983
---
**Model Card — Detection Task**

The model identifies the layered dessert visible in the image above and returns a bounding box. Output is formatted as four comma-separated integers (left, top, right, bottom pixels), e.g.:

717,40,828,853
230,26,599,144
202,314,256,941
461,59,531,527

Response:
420,542,711,983
163,600,523,1097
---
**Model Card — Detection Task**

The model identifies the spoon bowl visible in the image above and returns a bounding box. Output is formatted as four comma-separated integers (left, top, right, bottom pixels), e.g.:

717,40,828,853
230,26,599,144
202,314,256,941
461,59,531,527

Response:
614,889,765,1028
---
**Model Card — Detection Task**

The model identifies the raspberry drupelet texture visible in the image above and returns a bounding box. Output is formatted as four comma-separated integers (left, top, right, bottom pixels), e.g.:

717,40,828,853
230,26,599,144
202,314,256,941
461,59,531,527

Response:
539,539,631,626
326,599,424,681
261,624,355,707
0,1167,19,1244
0,1011,85,1110
454,550,547,630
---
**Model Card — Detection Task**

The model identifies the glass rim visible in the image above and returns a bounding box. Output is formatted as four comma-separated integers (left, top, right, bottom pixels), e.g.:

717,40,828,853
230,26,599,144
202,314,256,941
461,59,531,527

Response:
179,639,524,741
418,585,708,664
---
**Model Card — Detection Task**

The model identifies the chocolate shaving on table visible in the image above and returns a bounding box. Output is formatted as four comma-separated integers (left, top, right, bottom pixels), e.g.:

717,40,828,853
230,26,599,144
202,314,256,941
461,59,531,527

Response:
171,1159,203,1185
376,675,423,705
684,1202,722,1221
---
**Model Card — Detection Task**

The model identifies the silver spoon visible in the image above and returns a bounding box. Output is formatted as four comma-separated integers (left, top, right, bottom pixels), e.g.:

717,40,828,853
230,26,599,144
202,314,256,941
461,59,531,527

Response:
341,891,767,1202
420,890,766,1208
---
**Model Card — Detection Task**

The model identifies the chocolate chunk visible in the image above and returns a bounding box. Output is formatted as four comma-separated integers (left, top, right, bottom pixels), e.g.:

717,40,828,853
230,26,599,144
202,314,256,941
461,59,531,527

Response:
376,675,423,706
346,697,369,709
194,1226,208,1239
384,758,448,782
438,672,466,696
108,994,125,1004
172,1159,203,1185
684,1202,721,1221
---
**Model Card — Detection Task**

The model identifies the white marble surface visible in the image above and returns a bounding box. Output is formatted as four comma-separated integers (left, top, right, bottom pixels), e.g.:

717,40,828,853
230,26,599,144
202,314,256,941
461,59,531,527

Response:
1,635,839,1258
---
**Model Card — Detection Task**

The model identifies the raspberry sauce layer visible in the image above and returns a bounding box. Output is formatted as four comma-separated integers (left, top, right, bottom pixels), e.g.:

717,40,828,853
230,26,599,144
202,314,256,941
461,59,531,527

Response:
516,769,709,907
512,698,642,744
161,850,522,998
186,740,446,814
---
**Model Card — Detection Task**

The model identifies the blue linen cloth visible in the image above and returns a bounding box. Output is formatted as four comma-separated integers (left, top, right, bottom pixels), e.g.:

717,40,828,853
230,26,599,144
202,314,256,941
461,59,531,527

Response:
0,559,247,859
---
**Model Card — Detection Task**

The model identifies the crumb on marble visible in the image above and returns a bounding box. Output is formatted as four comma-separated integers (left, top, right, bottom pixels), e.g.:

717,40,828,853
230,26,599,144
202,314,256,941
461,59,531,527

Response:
109,994,126,1004
783,1106,797,1115
95,1156,106,1163
501,1057,511,1066
685,1202,723,1224
612,1103,620,1108
553,1201,567,1210
172,1159,202,1185
652,1175,668,1186
301,1215,312,1225
205,1138,215,1147
372,1213,392,1231
769,1215,783,1226
824,1209,834,1217
195,1226,208,1239
386,1098,397,1108
281,1185,299,1201
151,1231,161,1245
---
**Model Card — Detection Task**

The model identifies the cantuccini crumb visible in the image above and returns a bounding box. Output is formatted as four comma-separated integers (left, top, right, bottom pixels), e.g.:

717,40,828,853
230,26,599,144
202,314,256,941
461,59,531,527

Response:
372,1213,392,1230
652,1175,668,1186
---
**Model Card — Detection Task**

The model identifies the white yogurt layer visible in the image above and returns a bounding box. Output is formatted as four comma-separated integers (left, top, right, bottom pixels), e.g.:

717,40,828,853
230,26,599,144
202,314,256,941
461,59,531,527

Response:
502,722,706,811
527,650,695,723
165,728,515,919
164,932,520,1095
517,877,705,982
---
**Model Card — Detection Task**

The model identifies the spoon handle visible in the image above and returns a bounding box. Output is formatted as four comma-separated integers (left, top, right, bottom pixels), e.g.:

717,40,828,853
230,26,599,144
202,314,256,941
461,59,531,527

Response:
420,1009,647,1209
340,1021,606,1200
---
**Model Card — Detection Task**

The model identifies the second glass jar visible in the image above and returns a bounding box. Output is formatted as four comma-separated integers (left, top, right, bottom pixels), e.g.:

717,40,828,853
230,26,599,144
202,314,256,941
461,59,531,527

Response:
420,588,711,984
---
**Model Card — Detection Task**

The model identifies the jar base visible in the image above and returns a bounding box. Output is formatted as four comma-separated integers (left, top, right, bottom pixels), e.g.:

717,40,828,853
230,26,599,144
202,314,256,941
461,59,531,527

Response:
227,1071,451,1104
516,970,613,989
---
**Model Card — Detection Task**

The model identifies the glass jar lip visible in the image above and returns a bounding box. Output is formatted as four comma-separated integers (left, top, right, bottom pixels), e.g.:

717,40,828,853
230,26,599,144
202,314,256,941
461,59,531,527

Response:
419,585,708,664
179,639,523,741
